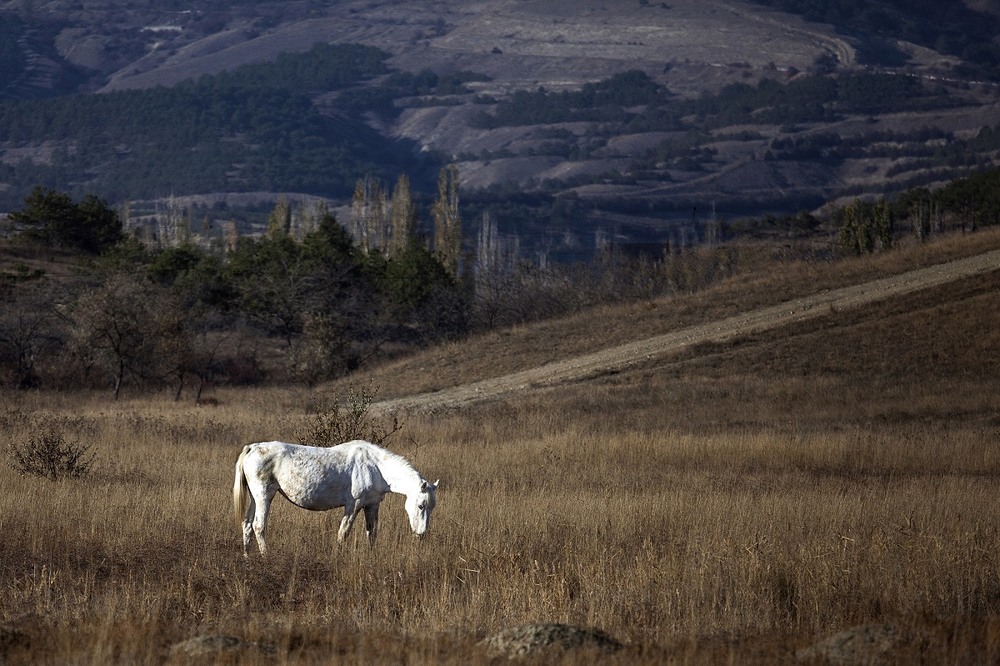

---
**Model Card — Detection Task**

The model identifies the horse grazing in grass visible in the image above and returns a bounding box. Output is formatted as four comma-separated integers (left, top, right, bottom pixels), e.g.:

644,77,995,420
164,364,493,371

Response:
233,440,438,556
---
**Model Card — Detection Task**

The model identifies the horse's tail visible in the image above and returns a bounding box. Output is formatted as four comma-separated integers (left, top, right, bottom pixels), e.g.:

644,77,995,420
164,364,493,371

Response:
233,445,252,527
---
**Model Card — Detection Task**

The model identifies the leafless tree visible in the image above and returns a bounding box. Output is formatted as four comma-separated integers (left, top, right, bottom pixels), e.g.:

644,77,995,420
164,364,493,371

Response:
0,286,62,389
69,274,164,399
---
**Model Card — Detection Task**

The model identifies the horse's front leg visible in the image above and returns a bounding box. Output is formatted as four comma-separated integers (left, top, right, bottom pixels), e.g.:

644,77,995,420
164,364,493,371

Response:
338,501,359,542
363,503,380,546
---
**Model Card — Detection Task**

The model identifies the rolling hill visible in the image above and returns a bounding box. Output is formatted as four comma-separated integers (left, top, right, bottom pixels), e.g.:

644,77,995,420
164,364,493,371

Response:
2,0,1000,256
368,243,1000,413
292,219,999,417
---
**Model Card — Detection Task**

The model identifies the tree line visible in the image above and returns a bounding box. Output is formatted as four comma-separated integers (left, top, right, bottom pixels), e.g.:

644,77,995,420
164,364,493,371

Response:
471,69,961,132
3,165,1000,397
0,42,431,209
0,169,743,397
0,39,495,210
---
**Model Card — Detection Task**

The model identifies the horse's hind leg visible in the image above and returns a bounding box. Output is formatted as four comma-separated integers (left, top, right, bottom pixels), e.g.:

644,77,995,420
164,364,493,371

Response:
242,496,256,557
250,488,275,556
338,500,359,542
364,504,380,546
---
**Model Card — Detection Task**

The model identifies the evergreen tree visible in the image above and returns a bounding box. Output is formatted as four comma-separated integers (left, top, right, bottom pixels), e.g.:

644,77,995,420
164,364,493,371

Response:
10,186,122,254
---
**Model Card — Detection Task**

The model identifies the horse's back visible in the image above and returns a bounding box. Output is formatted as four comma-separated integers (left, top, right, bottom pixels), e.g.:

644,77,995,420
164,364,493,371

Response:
247,440,308,458
243,440,380,511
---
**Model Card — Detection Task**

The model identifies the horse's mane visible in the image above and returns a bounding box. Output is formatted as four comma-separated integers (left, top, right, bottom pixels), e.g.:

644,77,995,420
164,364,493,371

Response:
361,441,420,478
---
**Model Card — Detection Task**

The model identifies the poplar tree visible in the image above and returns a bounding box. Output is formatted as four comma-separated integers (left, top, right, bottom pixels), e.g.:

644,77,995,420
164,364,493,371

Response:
839,199,874,255
266,196,292,239
350,175,388,255
873,199,894,251
388,174,416,259
476,210,500,282
432,164,462,277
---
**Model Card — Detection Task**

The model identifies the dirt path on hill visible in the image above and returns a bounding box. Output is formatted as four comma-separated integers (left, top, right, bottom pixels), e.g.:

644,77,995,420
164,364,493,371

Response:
376,250,1000,414
718,2,856,68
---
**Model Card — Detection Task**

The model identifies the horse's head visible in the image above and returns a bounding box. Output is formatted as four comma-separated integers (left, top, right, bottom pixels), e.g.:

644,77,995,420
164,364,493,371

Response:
405,479,438,537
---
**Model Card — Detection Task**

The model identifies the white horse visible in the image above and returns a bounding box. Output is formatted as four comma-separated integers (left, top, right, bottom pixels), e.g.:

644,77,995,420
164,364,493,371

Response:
233,439,438,555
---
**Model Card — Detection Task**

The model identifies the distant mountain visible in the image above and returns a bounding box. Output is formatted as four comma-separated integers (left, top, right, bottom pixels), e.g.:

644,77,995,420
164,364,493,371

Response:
2,0,1000,257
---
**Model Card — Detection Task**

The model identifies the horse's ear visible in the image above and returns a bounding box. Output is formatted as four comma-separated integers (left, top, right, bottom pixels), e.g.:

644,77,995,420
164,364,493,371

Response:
433,479,440,490
420,480,428,492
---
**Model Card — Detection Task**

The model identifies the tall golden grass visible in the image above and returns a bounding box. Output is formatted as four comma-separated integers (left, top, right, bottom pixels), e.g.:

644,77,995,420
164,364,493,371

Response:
3,234,1000,663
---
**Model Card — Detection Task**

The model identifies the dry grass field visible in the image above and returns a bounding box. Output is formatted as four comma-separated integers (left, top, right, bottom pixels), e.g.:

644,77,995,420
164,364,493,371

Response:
3,231,1000,663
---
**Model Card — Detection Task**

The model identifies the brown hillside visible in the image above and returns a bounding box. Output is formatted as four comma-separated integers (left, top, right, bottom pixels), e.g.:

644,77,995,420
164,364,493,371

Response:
331,229,1000,412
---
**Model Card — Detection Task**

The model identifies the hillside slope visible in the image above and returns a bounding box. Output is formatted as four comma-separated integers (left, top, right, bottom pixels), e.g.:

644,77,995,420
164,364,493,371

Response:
94,0,853,95
376,249,1000,413
348,231,1000,412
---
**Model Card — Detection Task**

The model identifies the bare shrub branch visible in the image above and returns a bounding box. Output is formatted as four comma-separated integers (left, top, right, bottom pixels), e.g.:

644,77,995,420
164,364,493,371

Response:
297,382,402,447
7,425,96,480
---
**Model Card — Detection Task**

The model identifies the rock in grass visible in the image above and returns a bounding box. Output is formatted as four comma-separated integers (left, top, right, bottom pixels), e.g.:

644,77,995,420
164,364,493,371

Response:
0,625,29,652
796,623,901,664
169,634,275,659
481,623,623,659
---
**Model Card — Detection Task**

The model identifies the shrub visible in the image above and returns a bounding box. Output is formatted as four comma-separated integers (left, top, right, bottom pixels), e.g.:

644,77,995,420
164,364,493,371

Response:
297,382,401,447
7,426,96,480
